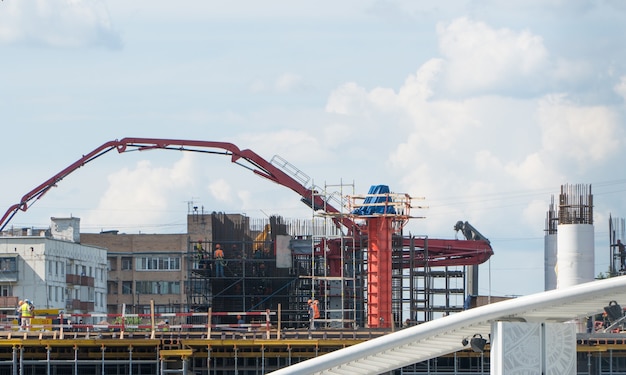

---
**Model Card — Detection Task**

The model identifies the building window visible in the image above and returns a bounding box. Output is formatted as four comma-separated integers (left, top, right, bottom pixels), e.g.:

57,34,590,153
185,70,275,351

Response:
108,281,119,295
0,285,12,296
122,281,133,295
155,305,177,313
0,258,16,272
108,257,117,271
121,257,133,270
136,281,180,294
137,256,181,271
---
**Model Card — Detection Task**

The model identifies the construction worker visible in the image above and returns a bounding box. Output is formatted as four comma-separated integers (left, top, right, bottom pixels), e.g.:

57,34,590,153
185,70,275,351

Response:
312,299,321,329
214,244,225,277
196,240,210,272
308,299,321,330
21,298,34,331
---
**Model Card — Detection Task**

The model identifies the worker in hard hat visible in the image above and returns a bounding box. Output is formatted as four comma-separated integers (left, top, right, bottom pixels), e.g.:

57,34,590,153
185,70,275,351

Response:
214,244,225,277
21,298,34,331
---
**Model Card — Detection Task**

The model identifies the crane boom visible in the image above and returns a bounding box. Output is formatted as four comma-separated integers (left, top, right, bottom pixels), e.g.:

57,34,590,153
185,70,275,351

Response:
0,137,357,234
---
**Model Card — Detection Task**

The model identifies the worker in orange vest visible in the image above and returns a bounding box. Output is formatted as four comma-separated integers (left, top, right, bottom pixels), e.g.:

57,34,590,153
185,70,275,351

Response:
308,299,320,330
214,244,225,277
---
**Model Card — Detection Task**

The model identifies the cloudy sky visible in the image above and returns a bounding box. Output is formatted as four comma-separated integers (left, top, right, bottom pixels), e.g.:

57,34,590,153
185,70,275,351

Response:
2,0,626,298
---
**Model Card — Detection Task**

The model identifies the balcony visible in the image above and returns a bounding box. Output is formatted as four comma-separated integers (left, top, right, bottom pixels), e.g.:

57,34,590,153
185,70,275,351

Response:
66,274,95,287
0,296,18,309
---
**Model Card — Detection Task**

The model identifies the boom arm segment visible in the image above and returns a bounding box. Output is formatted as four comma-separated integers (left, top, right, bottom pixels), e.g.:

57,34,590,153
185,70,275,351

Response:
402,237,493,267
0,140,123,231
0,138,358,233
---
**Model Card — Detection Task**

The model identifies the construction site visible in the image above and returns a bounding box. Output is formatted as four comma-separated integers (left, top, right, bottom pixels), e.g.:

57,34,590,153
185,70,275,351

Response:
1,138,626,374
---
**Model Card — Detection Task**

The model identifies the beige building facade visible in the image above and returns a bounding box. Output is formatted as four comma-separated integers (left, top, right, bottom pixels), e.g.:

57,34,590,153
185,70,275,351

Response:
81,232,190,315
81,212,250,315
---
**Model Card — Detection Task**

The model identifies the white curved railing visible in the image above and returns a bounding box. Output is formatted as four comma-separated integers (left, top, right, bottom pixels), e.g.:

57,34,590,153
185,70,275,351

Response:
269,276,626,375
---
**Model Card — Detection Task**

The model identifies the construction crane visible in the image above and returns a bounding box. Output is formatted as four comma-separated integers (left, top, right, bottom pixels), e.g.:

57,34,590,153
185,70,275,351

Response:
454,220,491,298
454,220,491,243
0,138,494,327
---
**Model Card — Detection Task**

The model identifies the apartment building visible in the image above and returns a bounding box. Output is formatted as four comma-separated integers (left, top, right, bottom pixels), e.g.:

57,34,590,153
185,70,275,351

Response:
0,217,107,315
81,231,190,315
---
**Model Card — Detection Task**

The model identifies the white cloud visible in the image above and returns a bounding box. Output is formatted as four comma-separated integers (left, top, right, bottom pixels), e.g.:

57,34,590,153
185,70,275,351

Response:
0,0,121,48
325,82,369,115
209,179,233,203
237,190,253,209
326,60,443,116
398,59,444,104
504,153,562,189
522,199,551,231
474,150,503,172
436,17,549,95
538,94,621,166
83,154,195,229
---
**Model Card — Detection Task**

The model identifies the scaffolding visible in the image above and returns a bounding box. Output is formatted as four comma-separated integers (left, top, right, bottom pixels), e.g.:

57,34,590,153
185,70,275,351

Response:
184,212,473,332
610,215,626,277
186,215,301,326
305,181,362,329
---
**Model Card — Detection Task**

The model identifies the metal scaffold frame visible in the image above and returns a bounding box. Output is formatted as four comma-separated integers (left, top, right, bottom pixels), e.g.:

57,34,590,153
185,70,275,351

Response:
307,180,362,329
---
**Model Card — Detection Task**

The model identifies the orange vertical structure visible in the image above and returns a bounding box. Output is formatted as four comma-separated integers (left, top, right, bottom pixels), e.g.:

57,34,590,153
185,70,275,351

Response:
367,216,394,328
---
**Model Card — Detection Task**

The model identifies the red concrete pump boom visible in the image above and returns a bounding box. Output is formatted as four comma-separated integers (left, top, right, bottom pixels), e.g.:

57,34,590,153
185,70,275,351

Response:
0,137,356,234
0,137,492,268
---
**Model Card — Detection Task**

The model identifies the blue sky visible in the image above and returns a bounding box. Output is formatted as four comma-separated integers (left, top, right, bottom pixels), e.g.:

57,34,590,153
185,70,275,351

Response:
2,0,626,298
